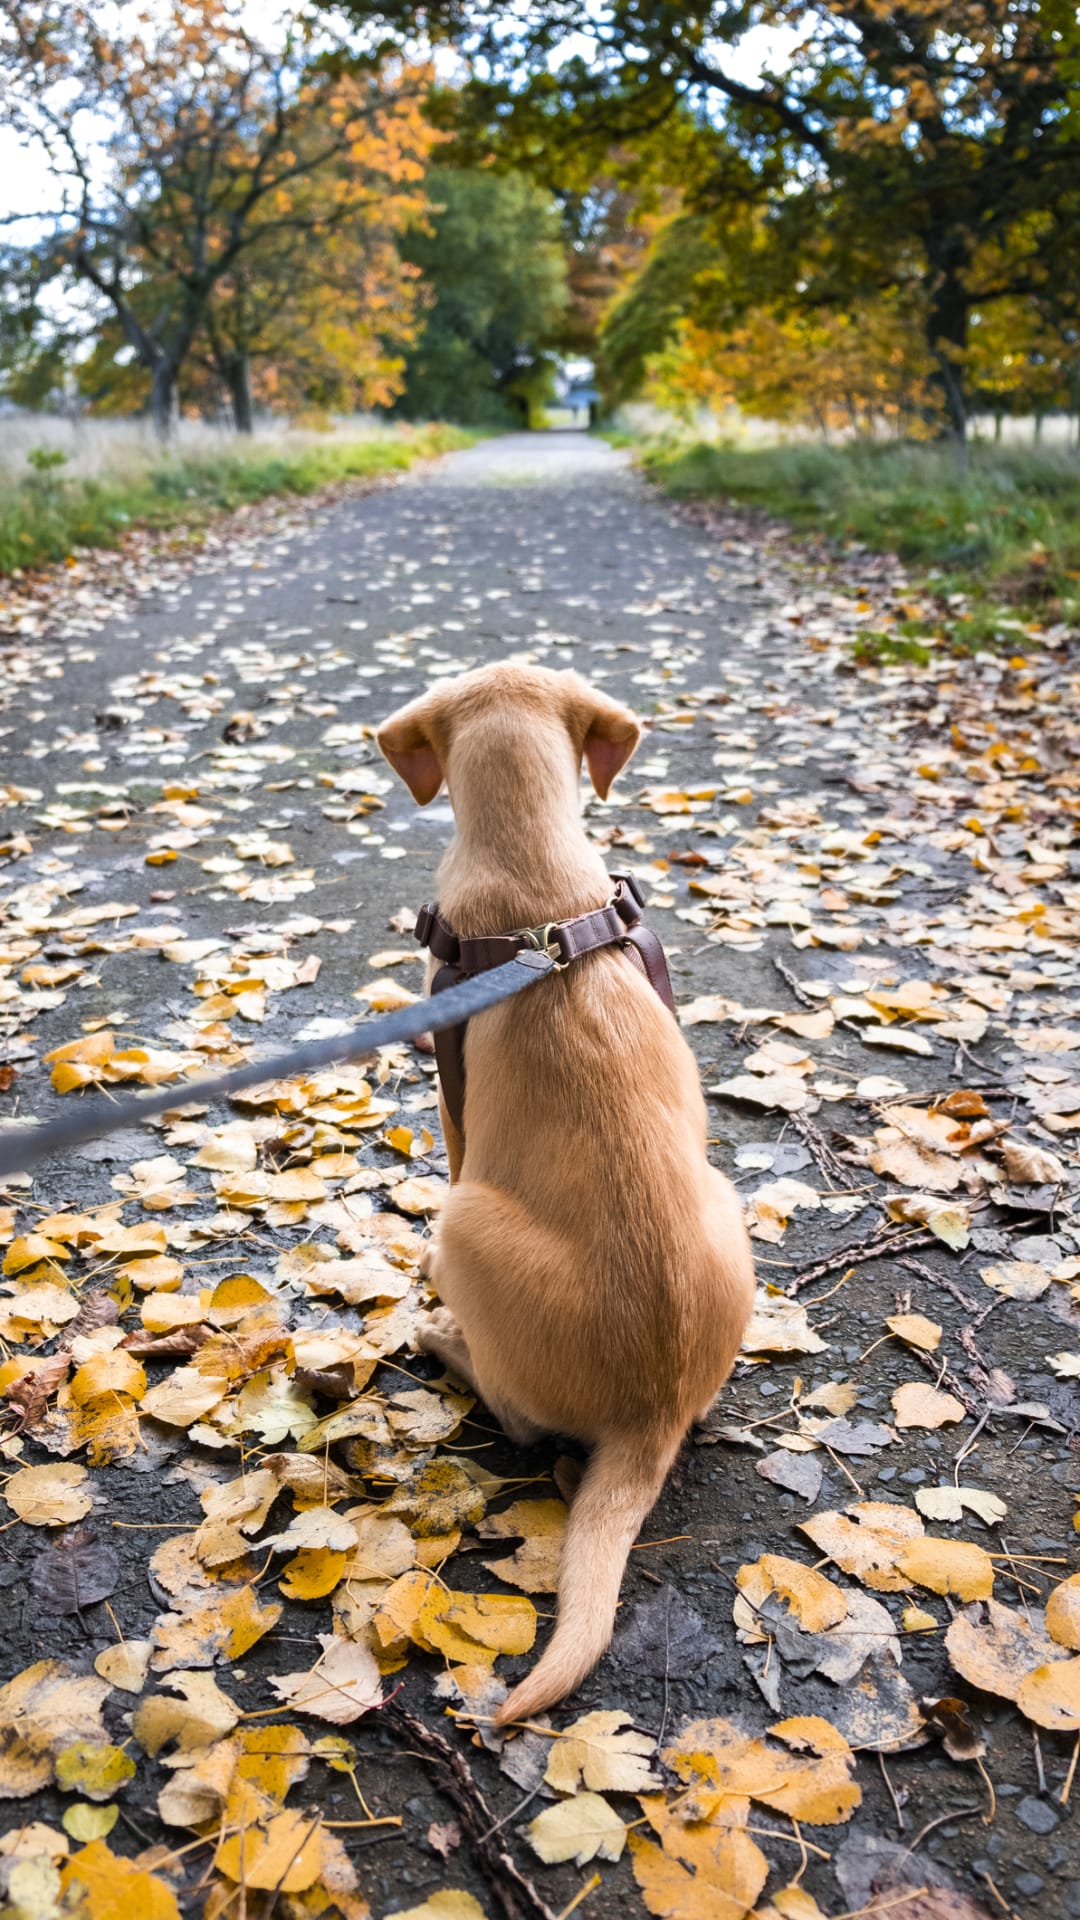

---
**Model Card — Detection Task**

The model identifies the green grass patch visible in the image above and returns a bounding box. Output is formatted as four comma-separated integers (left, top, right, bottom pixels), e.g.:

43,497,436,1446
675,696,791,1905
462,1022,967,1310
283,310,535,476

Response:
0,424,473,576
640,437,1080,645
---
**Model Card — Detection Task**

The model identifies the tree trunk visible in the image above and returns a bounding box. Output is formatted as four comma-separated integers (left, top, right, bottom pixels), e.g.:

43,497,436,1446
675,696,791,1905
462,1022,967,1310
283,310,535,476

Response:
994,409,1003,444
925,268,969,444
151,361,176,442
227,355,254,434
1034,411,1044,444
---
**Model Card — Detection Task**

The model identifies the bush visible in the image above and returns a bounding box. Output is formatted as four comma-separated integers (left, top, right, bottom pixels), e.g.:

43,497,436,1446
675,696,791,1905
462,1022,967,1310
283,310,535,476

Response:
641,438,1080,635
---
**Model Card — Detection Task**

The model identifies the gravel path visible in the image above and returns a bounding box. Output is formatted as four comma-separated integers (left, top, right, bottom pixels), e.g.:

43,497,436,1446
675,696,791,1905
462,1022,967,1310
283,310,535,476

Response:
0,431,1077,1920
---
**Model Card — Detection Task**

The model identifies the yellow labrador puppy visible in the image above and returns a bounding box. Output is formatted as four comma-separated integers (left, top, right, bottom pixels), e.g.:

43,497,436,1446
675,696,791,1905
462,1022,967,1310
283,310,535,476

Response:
377,664,754,1723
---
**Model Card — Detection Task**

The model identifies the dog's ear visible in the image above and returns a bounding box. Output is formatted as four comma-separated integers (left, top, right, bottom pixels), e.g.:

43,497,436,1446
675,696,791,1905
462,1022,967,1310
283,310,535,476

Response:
581,690,641,799
376,699,444,805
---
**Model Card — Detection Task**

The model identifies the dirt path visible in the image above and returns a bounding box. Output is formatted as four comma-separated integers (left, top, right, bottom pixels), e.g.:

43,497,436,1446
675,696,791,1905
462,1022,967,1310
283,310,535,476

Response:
0,432,1077,1920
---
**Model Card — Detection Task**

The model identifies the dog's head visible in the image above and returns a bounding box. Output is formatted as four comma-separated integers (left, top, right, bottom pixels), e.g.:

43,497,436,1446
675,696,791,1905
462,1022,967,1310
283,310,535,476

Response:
376,664,640,805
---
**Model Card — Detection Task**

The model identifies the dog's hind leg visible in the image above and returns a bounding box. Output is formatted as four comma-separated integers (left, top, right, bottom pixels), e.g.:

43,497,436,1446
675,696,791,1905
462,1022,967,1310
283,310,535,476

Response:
417,1308,544,1445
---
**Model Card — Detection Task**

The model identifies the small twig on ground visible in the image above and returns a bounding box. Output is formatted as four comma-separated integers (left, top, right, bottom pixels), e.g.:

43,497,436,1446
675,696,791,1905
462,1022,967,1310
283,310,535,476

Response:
791,1111,853,1190
899,1256,980,1317
1033,1728,1047,1797
787,1227,935,1295
902,1804,981,1855
385,1705,558,1920
878,1751,905,1831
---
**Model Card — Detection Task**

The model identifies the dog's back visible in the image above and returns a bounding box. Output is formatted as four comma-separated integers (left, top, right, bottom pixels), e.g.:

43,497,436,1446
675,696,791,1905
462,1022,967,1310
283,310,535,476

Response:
377,663,755,1722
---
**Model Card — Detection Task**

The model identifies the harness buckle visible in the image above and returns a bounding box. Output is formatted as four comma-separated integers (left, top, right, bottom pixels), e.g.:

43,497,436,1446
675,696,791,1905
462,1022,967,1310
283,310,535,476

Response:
517,923,567,970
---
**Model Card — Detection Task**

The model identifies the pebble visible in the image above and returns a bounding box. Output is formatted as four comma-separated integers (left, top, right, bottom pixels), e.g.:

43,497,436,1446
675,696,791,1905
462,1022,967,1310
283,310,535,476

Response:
1015,1872,1045,1898
1015,1795,1058,1835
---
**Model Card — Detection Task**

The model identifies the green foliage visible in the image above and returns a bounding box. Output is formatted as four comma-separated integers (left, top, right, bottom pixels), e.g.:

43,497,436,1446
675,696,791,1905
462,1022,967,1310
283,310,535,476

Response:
395,168,569,425
365,1,1080,439
0,427,471,576
641,437,1080,638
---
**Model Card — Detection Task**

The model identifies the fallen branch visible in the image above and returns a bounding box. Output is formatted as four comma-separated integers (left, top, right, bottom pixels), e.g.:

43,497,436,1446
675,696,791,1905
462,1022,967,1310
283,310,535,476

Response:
385,1705,557,1920
787,1226,935,1295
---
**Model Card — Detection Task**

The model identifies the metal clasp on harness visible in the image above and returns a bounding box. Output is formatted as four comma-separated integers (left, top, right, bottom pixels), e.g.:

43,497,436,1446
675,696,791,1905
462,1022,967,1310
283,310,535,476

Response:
516,923,567,969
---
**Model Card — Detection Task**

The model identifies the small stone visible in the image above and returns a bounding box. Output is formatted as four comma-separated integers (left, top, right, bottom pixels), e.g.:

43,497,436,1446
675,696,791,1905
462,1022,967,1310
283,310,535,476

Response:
1015,1873,1045,1898
900,1467,926,1484
1016,1795,1058,1835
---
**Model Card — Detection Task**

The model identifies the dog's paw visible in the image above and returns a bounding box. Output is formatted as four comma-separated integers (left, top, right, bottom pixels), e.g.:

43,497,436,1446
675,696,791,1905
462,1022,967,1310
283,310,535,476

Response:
416,1305,460,1352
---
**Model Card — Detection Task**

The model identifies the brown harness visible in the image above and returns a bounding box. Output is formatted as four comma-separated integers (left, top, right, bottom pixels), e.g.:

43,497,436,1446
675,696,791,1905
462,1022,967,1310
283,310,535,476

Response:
415,872,676,1138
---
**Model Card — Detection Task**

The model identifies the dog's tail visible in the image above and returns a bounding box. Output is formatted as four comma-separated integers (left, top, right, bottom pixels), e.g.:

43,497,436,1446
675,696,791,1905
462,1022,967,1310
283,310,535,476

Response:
493,1431,679,1727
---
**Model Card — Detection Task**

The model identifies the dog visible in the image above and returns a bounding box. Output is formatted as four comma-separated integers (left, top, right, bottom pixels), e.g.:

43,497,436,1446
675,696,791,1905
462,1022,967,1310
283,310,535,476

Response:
377,664,754,1723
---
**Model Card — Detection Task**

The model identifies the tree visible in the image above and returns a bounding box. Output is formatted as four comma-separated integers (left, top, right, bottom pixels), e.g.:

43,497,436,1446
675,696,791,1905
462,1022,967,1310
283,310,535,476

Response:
362,0,1080,440
0,0,436,434
393,167,568,425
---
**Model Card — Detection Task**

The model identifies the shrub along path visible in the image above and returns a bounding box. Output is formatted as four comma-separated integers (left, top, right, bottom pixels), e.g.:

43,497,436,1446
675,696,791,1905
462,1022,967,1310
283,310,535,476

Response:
0,431,1077,1920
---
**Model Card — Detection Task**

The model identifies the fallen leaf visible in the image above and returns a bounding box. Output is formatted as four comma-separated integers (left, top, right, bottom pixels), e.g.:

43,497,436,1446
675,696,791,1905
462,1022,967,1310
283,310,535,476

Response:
894,1537,994,1602
1016,1657,1080,1731
28,1526,119,1619
132,1670,240,1757
59,1839,181,1920
4,1463,92,1528
736,1555,848,1634
891,1383,966,1430
527,1791,627,1866
886,1314,942,1353
0,1662,111,1799
799,1503,925,1592
269,1632,383,1723
915,1487,1007,1527
385,1895,486,1920
545,1711,660,1795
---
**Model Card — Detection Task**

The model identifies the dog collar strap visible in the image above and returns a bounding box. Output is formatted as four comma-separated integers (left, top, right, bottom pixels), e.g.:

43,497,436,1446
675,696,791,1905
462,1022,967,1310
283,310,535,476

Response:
415,873,647,974
414,873,676,1140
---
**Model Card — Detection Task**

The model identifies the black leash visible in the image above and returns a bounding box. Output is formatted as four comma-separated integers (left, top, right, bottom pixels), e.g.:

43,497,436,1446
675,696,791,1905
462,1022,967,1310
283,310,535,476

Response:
0,951,554,1184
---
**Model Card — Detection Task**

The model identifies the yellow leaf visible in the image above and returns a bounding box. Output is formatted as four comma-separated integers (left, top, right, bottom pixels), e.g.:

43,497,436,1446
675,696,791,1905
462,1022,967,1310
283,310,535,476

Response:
478,1498,567,1594
902,1608,938,1633
0,1661,111,1798
894,1537,994,1601
527,1791,626,1866
1017,1657,1080,1732
70,1352,145,1406
54,1741,135,1802
269,1632,382,1724
354,978,417,1012
2,1236,71,1276
946,1600,1063,1702
798,1503,924,1592
735,1555,847,1634
629,1822,768,1920
385,1896,486,1920
545,1712,659,1795
418,1588,537,1665
885,1313,942,1352
890,1383,966,1430
59,1839,181,1920
215,1804,325,1893
279,1548,349,1601
93,1642,152,1696
63,1804,118,1842
1047,1573,1080,1650
132,1671,240,1757
663,1716,859,1827
4,1463,92,1528
391,1175,448,1215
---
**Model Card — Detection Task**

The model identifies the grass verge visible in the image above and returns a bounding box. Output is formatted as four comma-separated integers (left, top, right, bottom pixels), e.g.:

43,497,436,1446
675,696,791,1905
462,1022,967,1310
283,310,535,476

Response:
0,424,472,576
640,437,1080,648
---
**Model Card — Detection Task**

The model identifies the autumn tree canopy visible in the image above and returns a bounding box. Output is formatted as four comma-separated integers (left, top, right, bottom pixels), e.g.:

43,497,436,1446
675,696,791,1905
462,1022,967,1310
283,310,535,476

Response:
364,0,1080,439
0,0,437,432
